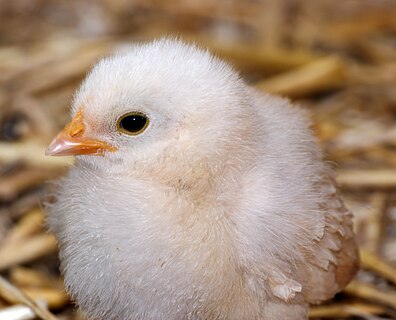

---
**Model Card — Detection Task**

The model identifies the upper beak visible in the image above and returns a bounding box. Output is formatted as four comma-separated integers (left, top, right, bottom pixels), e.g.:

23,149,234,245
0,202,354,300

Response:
46,109,117,156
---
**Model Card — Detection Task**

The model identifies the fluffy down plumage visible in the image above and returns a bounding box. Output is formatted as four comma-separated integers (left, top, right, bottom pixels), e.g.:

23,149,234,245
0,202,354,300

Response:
46,38,359,320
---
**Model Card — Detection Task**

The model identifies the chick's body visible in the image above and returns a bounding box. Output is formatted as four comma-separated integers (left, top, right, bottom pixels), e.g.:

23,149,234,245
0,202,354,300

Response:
47,39,358,320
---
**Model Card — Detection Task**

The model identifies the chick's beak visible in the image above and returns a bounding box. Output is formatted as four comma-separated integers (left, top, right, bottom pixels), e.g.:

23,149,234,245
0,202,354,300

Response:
46,109,117,156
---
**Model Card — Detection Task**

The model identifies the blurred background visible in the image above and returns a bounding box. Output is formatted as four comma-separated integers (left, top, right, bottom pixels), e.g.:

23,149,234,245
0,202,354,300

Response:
1,0,396,319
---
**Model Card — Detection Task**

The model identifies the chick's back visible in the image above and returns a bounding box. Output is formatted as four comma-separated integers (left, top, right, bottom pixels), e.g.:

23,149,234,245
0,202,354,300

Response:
236,89,359,304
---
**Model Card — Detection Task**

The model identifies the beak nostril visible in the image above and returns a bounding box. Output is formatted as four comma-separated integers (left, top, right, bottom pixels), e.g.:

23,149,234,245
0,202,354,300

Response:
69,126,84,138
66,109,85,138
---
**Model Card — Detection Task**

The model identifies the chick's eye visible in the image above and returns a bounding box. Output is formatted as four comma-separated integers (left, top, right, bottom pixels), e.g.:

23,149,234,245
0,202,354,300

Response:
117,112,149,135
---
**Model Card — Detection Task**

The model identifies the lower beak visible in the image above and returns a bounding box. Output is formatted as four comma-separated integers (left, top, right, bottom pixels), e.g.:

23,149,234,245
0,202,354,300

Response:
46,109,117,157
46,134,116,156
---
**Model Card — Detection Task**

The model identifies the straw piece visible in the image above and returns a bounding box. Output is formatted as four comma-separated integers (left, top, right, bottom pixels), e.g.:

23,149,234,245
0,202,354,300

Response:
0,234,57,271
19,288,69,309
214,46,320,73
255,56,345,97
0,188,46,220
337,169,396,188
19,43,112,95
0,275,58,320
344,281,396,309
0,301,47,320
325,8,396,43
0,169,60,202
0,142,73,169
191,36,321,72
309,302,384,318
360,249,396,286
364,193,387,253
3,209,44,244
10,267,63,289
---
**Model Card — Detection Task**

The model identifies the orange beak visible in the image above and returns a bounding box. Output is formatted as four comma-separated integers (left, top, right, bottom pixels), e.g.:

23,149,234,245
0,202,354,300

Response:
46,109,117,156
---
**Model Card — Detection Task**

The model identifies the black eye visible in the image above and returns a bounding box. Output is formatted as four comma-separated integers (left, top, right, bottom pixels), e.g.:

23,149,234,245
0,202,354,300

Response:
116,112,149,135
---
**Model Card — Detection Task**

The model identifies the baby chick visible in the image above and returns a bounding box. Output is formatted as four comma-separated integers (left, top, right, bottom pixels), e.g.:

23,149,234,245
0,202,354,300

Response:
46,39,359,320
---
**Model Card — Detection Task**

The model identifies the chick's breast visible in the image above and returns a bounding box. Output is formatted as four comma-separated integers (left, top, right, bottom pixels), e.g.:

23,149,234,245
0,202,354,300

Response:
50,165,270,320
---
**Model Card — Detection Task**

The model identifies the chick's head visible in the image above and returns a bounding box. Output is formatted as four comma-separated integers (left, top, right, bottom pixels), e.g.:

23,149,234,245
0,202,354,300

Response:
47,39,256,188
